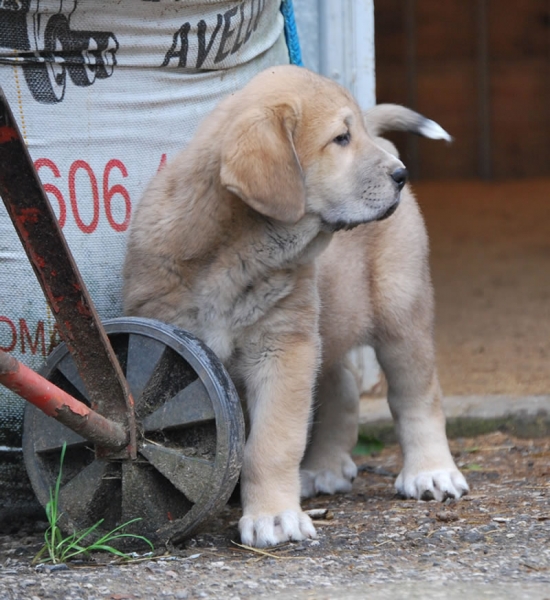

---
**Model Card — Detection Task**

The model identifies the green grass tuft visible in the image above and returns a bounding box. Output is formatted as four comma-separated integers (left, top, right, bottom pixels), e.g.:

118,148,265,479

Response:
353,434,384,456
34,443,154,565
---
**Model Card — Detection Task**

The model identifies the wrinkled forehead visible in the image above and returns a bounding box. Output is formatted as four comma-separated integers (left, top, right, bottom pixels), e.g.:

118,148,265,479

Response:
299,77,361,126
302,102,356,129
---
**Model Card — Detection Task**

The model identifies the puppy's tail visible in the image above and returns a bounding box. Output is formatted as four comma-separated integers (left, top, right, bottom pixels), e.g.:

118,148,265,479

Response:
364,104,452,142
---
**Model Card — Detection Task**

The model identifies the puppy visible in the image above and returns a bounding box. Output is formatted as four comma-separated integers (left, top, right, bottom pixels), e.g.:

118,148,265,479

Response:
123,65,468,548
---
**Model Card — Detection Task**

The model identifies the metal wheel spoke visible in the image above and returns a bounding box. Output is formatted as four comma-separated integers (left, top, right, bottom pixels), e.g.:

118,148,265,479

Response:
58,459,115,524
120,460,191,531
141,378,215,433
125,333,167,402
140,442,213,504
56,354,89,400
31,409,87,454
120,461,159,526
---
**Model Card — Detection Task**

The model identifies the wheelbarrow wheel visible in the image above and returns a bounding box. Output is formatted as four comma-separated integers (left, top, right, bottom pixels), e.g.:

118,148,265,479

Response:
23,317,245,546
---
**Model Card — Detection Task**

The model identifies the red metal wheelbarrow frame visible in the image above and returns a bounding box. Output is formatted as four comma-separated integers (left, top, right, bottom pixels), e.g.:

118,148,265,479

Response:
0,349,128,449
0,88,136,458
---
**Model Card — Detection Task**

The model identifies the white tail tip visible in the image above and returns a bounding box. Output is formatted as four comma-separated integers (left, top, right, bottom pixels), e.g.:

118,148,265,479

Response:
419,119,453,142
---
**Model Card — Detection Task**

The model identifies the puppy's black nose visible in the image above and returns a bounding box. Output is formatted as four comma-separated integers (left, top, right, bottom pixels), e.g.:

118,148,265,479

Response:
391,167,408,191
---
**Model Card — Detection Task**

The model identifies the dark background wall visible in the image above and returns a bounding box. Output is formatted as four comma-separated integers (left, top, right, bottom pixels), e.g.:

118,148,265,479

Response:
374,0,550,180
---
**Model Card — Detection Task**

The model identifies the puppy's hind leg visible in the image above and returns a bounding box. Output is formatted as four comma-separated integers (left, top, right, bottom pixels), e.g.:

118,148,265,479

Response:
300,361,359,498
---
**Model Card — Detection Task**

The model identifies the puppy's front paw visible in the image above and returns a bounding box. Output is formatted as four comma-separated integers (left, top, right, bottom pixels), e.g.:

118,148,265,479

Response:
300,454,358,498
396,467,469,502
239,509,316,548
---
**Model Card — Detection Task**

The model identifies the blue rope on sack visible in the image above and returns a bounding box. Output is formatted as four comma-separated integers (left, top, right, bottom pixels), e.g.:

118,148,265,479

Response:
281,0,303,67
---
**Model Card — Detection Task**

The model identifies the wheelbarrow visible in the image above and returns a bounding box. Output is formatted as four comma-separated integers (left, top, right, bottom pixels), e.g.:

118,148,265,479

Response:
0,89,245,545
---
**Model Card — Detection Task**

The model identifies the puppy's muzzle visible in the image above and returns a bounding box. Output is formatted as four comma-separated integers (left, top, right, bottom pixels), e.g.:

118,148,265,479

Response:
374,168,408,222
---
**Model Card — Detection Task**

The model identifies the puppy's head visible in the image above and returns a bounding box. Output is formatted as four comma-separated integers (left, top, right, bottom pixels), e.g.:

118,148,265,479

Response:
220,65,406,228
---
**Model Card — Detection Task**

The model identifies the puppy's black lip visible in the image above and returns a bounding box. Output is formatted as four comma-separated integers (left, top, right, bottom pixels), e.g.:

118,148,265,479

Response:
375,200,400,222
321,198,401,231
320,220,364,233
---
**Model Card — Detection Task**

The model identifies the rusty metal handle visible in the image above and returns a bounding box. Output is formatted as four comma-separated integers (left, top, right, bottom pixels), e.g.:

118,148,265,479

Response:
0,88,136,458
0,349,128,449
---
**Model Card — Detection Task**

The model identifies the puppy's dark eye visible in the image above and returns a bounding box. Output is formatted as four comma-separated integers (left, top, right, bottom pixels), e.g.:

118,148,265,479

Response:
333,131,351,146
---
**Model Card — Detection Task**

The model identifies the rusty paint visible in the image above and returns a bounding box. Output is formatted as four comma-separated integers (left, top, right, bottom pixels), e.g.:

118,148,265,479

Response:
16,207,41,225
75,300,92,317
0,125,17,144
42,292,62,313
33,255,47,269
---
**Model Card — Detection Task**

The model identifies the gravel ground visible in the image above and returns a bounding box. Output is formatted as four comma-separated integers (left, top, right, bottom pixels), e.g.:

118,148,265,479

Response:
1,431,548,600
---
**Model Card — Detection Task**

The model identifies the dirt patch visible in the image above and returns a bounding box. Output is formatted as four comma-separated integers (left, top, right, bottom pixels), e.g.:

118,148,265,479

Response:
416,178,550,396
1,431,548,598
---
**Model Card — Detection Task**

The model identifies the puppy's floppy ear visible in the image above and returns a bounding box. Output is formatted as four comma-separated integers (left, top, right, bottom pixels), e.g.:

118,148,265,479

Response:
220,103,306,224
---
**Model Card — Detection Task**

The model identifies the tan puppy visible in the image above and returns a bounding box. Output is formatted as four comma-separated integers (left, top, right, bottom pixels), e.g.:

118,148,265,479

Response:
123,65,468,548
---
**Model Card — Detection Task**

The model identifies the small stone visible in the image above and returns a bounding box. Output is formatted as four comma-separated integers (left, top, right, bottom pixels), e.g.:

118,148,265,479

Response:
436,511,459,522
306,508,329,519
35,563,69,573
461,531,484,543
175,591,189,600
479,523,499,533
